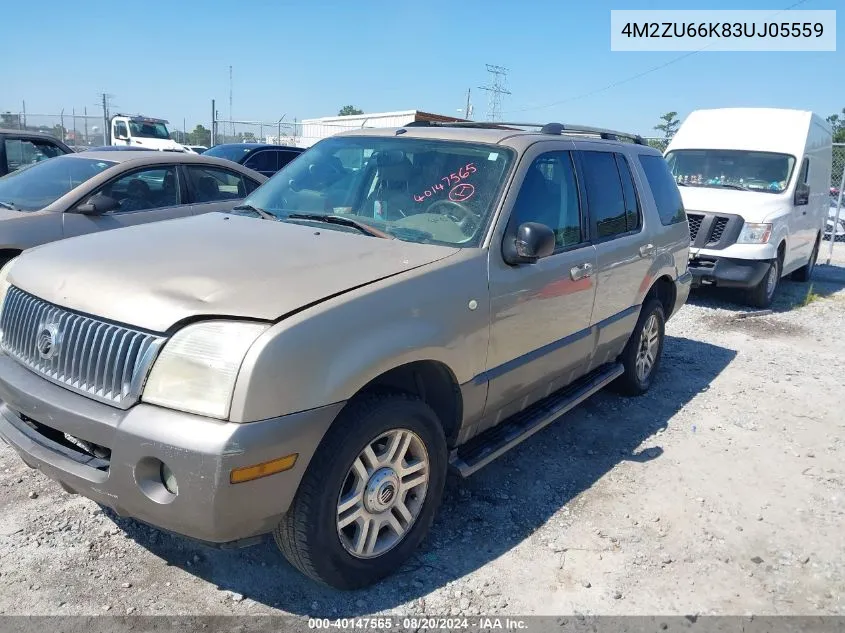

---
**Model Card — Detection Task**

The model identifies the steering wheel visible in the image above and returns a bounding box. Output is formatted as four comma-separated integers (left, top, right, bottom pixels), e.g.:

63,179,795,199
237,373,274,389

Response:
427,199,479,235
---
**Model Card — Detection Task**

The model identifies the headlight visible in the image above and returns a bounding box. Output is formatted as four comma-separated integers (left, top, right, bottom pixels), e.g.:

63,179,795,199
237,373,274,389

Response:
0,257,17,333
143,320,269,419
737,223,772,244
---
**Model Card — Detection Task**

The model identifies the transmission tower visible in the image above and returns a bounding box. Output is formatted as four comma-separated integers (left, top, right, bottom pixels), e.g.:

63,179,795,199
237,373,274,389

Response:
478,64,511,122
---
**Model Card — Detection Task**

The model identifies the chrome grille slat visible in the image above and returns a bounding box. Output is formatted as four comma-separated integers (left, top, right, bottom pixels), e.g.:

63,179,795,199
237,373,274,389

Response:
0,287,165,409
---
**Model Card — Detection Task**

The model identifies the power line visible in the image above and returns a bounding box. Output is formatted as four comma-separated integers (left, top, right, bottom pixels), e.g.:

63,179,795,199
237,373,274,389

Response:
504,0,812,115
479,64,511,122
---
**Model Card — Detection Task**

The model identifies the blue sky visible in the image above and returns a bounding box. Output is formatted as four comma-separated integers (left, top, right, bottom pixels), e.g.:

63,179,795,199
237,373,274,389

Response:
1,0,841,136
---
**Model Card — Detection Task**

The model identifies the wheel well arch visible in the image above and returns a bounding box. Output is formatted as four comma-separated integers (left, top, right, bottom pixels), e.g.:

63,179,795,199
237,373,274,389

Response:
645,275,676,319
353,360,463,443
0,248,22,265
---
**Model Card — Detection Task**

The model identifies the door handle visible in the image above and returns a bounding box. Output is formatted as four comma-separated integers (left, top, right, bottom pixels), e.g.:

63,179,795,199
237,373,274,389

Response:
570,263,593,281
639,243,655,257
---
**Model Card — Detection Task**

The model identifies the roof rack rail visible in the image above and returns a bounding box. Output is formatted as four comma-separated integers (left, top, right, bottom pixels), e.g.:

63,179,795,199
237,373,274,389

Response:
403,120,647,145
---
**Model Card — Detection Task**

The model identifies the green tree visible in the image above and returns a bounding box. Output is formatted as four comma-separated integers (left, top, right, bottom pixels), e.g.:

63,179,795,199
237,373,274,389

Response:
654,111,681,147
338,105,364,116
827,110,845,144
187,124,211,147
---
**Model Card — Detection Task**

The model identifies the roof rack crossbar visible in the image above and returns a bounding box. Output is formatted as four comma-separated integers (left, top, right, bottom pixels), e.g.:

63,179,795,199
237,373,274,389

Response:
403,120,646,145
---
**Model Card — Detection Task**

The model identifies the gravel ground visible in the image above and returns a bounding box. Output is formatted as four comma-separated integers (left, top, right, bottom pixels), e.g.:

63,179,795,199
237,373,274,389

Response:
1,246,844,619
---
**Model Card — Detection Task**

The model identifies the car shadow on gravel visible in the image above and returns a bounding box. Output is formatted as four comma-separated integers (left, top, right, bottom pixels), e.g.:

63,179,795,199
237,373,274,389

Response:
102,335,736,617
687,261,845,314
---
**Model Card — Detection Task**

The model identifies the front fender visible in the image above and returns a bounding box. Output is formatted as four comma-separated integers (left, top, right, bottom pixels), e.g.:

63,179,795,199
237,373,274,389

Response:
229,251,491,423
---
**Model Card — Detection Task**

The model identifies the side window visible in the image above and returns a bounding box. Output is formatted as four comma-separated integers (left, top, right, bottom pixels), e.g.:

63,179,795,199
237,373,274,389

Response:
94,166,180,213
243,177,261,194
638,154,685,226
579,150,628,240
243,150,278,174
4,139,64,173
799,157,810,184
186,166,246,202
511,151,583,249
615,154,641,232
276,150,301,170
114,121,129,139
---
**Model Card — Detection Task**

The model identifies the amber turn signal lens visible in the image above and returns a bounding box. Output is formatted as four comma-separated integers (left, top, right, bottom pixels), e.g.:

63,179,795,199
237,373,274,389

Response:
230,454,298,484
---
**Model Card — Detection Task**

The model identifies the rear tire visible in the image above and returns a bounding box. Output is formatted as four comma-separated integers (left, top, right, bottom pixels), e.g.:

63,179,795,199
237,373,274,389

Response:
273,391,447,589
612,299,666,396
744,256,780,309
791,236,819,282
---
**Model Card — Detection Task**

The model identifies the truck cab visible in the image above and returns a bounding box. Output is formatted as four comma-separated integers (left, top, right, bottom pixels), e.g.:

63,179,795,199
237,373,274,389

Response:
666,108,832,308
110,114,186,152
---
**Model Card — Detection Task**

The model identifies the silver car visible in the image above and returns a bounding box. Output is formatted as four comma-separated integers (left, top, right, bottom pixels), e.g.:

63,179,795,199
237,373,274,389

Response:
0,122,691,589
0,151,267,265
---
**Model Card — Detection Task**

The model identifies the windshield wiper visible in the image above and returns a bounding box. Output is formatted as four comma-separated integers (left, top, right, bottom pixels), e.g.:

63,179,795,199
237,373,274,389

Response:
0,201,17,210
231,204,278,221
287,213,394,239
707,183,750,191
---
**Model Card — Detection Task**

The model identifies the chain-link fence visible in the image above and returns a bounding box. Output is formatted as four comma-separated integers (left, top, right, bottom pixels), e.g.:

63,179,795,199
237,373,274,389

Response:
824,143,845,261
0,111,105,148
211,119,300,147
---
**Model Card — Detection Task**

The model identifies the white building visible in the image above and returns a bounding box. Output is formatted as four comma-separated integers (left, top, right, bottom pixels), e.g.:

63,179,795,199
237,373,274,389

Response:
296,110,467,148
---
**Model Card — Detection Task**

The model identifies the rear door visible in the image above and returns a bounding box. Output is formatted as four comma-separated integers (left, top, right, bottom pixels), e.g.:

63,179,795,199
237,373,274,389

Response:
575,147,651,369
242,150,278,178
184,164,261,215
63,165,189,238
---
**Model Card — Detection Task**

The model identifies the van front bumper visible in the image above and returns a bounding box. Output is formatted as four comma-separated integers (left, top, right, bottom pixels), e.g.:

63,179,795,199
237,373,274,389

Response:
0,354,342,545
688,254,772,289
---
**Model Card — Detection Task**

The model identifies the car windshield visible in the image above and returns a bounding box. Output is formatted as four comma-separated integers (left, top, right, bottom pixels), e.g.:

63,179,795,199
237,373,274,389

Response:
204,145,253,162
128,120,171,140
240,136,515,247
665,149,796,193
0,156,115,211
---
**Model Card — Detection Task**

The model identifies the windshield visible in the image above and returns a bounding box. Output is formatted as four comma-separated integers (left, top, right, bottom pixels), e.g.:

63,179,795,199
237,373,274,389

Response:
204,145,253,162
0,156,115,211
241,136,515,247
665,150,796,193
128,120,171,140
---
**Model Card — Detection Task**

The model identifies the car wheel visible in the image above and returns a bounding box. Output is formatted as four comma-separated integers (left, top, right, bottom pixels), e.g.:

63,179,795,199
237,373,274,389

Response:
745,256,780,308
612,299,666,396
273,391,447,589
791,236,820,282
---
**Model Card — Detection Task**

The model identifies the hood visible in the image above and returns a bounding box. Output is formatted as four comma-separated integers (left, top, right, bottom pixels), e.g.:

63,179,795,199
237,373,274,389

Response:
129,138,184,151
10,214,460,332
679,186,792,223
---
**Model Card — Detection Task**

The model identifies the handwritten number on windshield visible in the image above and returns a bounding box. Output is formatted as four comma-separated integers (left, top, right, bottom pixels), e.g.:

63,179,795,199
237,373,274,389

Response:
414,163,477,203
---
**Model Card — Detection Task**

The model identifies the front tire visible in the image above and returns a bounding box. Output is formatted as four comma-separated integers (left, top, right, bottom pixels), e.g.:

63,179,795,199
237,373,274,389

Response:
274,392,447,589
744,256,780,308
612,299,666,396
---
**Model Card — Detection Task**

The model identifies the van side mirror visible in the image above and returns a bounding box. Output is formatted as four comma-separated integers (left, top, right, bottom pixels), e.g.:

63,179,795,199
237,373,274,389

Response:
76,193,119,215
794,183,810,206
503,222,556,265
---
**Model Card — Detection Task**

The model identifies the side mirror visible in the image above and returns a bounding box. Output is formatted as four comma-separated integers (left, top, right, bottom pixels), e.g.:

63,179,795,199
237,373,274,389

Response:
76,193,119,215
794,183,810,206
503,222,556,265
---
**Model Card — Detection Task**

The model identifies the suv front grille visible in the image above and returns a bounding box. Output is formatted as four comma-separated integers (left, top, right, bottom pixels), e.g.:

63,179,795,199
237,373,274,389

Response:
0,287,164,409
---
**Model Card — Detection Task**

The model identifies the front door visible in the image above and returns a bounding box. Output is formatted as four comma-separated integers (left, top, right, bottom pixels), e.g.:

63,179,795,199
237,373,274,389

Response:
485,147,597,423
63,165,190,238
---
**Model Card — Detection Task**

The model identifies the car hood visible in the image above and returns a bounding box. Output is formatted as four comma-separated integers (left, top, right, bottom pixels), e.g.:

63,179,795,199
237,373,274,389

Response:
10,213,460,332
679,186,790,223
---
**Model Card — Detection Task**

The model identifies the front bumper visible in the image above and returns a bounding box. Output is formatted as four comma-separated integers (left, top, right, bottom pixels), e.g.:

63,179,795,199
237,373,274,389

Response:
688,255,771,289
0,354,343,544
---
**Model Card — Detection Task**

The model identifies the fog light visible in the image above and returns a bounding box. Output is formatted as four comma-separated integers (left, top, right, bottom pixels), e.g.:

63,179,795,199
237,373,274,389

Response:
160,463,178,495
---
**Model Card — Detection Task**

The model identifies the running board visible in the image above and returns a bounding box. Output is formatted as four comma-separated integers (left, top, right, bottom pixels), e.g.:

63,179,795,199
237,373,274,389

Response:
450,363,624,477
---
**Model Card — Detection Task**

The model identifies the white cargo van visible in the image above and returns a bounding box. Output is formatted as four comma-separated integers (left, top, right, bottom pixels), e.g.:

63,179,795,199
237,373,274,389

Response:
665,108,832,307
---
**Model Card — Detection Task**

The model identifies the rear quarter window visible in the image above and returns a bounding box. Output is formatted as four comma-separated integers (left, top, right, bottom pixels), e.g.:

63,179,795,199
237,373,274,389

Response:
638,154,686,226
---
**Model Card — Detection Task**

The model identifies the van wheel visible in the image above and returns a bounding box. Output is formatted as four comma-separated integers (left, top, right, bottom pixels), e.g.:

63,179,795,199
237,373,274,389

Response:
273,392,447,589
612,299,665,396
791,236,819,282
744,257,780,308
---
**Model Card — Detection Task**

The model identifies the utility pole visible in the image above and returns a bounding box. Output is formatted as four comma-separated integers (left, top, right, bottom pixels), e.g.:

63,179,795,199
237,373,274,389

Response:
211,99,216,146
21,100,26,130
478,64,511,122
464,89,473,120
100,93,112,145
84,106,88,145
229,65,233,140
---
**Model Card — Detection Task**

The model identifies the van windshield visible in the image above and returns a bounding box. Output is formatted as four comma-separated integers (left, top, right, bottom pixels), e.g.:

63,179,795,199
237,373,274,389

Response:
128,120,171,140
239,136,515,247
665,150,796,193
